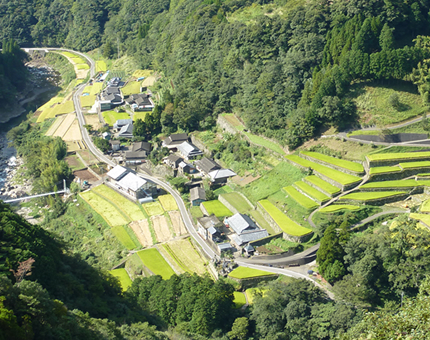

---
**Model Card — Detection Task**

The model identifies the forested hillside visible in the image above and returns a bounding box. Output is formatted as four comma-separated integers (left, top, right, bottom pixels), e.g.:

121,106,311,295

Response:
2,0,430,146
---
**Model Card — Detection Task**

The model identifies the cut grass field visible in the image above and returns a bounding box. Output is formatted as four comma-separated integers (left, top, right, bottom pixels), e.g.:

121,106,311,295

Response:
421,200,430,213
286,155,362,186
109,268,132,291
283,186,319,210
339,191,407,201
96,60,107,72
241,162,304,203
369,166,402,175
132,70,153,78
249,209,277,235
220,192,253,213
367,151,430,162
137,248,175,279
132,111,149,122
92,185,145,221
102,110,130,126
122,81,142,96
81,95,96,108
319,205,361,213
300,151,364,173
111,226,139,250
348,81,427,126
304,176,340,196
214,185,233,195
163,238,207,275
409,213,430,227
294,181,330,203
228,266,276,279
361,180,430,189
158,195,178,211
233,292,246,309
259,199,312,236
202,200,233,218
142,201,164,216
80,191,128,226
400,161,430,169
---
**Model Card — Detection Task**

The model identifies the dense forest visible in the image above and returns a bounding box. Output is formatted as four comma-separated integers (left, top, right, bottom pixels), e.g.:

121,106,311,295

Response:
2,0,430,146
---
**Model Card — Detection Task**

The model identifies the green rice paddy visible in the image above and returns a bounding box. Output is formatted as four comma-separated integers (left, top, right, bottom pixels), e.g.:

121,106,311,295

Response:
228,266,276,279
367,151,430,162
109,268,132,291
202,200,233,218
361,180,430,189
369,166,402,175
304,176,340,196
300,151,364,173
339,191,407,201
294,181,330,203
283,186,319,210
399,161,430,169
137,248,175,279
319,205,360,213
111,226,139,250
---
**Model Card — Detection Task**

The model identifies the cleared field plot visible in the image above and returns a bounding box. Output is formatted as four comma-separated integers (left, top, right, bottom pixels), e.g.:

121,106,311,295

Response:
111,226,139,250
93,185,145,221
158,195,178,211
339,191,407,201
53,114,75,138
70,57,86,64
202,200,233,218
367,151,430,162
421,200,430,213
243,131,285,154
142,76,156,87
163,238,207,275
229,266,275,279
259,199,312,236
220,192,253,213
249,209,276,235
61,52,77,58
62,119,82,141
233,292,246,309
129,220,153,247
132,70,153,78
294,181,330,203
76,63,90,70
84,114,102,130
90,83,103,96
109,268,132,291
301,151,364,173
137,248,175,279
132,111,149,121
400,161,430,169
168,211,187,236
361,180,430,189
151,215,172,242
102,110,130,126
214,185,233,195
246,288,267,304
143,201,164,216
304,176,340,195
80,191,128,226
223,113,244,130
286,155,361,186
45,116,65,136
81,95,96,107
65,155,85,171
283,186,319,210
410,213,430,227
122,81,142,96
370,166,402,175
96,60,107,72
319,205,360,213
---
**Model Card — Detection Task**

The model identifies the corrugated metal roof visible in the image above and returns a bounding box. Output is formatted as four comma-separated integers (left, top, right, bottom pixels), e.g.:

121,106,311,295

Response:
218,243,233,250
225,213,257,235
107,165,128,180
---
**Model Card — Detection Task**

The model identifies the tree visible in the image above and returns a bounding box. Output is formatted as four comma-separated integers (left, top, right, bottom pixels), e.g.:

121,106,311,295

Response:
379,24,394,50
133,119,147,137
103,41,115,59
388,92,400,110
228,317,249,340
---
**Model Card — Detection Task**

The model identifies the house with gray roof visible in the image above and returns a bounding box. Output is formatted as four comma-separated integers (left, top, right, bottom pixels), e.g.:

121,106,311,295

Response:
132,141,152,153
164,154,183,169
162,133,189,150
195,157,221,175
208,168,236,184
224,213,268,247
177,141,203,160
190,186,206,206
107,165,128,181
197,215,223,241
231,229,269,246
114,119,133,131
117,124,133,138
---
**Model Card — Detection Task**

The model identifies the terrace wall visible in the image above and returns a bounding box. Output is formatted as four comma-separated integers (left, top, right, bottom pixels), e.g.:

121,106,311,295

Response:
249,233,283,247
217,115,239,135
369,168,430,181
340,192,409,206
302,178,336,197
228,274,279,290
292,183,323,204
200,204,209,216
313,170,360,191
359,186,423,193
300,154,364,176
352,133,428,144
191,135,212,156
256,203,282,234
367,156,430,167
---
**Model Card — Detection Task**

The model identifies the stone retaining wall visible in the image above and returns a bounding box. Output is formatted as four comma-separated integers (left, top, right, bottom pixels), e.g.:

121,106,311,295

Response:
217,115,239,135
302,178,336,197
191,135,212,157
200,203,209,216
292,183,323,204
256,203,282,234
300,154,364,176
359,187,424,193
352,133,428,144
228,274,279,290
339,192,409,206
249,233,283,247
369,167,430,181
367,156,430,167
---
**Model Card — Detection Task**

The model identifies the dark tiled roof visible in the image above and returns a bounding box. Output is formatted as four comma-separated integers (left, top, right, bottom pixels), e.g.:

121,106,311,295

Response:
164,133,188,146
125,151,147,159
190,186,206,201
195,157,221,174
132,141,152,152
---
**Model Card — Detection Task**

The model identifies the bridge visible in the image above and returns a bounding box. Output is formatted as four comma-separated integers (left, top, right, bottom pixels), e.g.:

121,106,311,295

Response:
3,180,69,203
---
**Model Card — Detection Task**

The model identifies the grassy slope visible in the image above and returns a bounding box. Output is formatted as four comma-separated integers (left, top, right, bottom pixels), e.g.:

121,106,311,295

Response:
228,266,275,279
220,192,253,213
202,200,233,218
300,151,364,173
283,186,319,210
137,248,175,279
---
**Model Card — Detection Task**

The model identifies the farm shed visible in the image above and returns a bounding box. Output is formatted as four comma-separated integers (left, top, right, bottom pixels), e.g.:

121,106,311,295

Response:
107,165,128,181
190,186,206,206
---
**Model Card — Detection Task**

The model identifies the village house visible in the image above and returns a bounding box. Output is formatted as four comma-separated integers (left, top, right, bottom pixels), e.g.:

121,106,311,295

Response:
125,93,155,112
195,157,221,175
162,133,189,150
164,154,184,169
117,123,133,138
218,243,235,254
177,141,203,160
224,213,269,246
99,85,123,111
190,186,206,206
113,119,133,131
107,165,128,182
208,168,236,184
178,161,195,175
110,140,121,151
197,215,223,242
131,141,152,154
116,172,156,199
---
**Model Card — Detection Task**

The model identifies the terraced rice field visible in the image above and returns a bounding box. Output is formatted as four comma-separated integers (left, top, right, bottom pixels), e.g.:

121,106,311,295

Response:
92,185,145,221
158,195,178,211
361,180,430,189
137,248,175,279
102,110,130,126
319,205,360,213
283,186,319,210
80,191,128,226
286,155,361,187
109,268,132,291
143,201,164,216
229,266,275,279
367,151,430,163
409,213,430,227
300,151,364,173
129,220,153,247
37,100,75,122
53,114,77,138
220,192,253,213
421,199,430,213
45,116,65,136
339,191,407,202
111,226,139,250
258,199,312,236
202,200,233,217
168,211,187,236
249,210,276,235
294,181,330,203
162,238,207,275
399,161,430,169
81,95,96,107
304,176,340,196
369,166,402,175
62,119,82,141
151,215,172,242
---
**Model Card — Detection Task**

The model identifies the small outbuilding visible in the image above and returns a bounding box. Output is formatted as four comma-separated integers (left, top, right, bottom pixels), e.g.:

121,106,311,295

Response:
190,186,206,206
107,165,128,182
164,154,184,169
110,140,121,151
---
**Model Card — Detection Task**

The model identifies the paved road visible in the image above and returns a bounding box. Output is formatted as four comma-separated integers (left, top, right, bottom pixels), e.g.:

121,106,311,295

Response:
350,209,408,229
